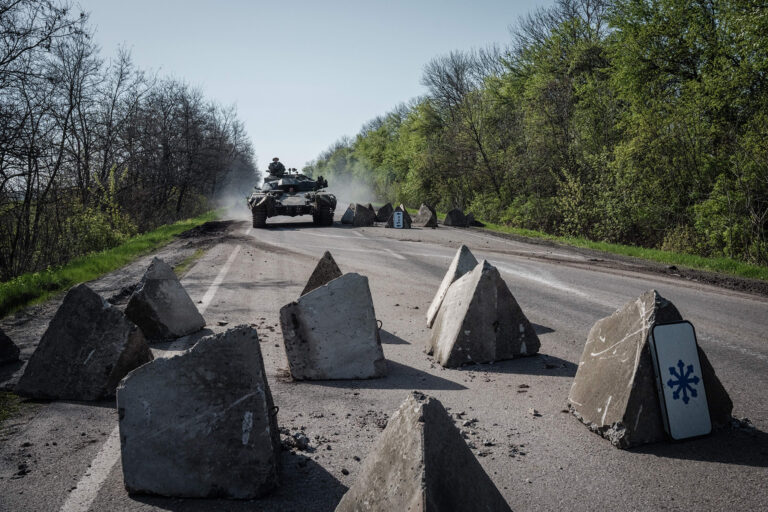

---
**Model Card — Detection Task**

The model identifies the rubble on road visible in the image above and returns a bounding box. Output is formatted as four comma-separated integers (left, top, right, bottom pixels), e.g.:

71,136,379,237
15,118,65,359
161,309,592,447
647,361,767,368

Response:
335,391,511,512
385,205,412,229
568,290,733,448
352,203,376,227
280,273,386,380
125,257,205,340
0,328,20,364
15,284,152,400
444,208,468,227
426,245,478,330
413,203,438,228
117,325,280,498
429,260,540,367
341,204,355,224
375,203,393,223
301,251,343,296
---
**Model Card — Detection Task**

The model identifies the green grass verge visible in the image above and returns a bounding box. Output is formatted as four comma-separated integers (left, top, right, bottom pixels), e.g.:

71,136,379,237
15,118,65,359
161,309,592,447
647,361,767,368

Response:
173,248,206,277
0,391,22,430
0,211,218,318
404,207,768,281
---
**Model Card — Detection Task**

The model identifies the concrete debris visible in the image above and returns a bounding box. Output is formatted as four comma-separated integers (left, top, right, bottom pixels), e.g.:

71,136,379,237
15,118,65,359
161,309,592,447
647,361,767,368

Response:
568,290,733,449
0,328,20,365
125,257,205,340
413,203,438,228
280,273,386,380
301,251,343,296
352,203,376,227
375,203,393,223
443,208,468,227
335,391,511,512
426,245,478,330
429,260,540,367
117,325,280,498
341,204,355,224
385,205,412,229
16,284,152,400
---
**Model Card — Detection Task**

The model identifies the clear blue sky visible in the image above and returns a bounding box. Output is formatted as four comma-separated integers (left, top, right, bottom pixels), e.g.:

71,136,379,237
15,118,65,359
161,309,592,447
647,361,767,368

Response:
78,0,545,170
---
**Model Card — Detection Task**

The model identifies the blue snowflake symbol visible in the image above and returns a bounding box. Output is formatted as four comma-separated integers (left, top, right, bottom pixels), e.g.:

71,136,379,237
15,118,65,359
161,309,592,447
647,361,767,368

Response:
667,360,700,404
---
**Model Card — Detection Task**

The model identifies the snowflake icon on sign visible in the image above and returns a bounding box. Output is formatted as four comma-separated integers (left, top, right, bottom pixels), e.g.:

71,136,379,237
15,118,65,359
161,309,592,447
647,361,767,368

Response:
667,360,700,404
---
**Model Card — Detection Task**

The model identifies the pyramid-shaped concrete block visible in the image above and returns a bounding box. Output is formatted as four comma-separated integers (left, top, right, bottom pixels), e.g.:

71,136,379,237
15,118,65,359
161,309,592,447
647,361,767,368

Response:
568,290,733,448
352,203,376,227
413,203,438,228
280,273,386,379
375,202,393,222
429,261,540,367
125,257,205,340
16,284,152,400
335,392,511,512
443,208,468,227
117,326,280,498
398,204,413,225
385,205,412,229
426,245,478,330
0,328,20,364
341,204,355,224
301,251,343,296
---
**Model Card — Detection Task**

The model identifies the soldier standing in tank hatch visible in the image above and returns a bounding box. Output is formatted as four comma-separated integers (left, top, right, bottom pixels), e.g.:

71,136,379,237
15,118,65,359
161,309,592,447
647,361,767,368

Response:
268,157,286,177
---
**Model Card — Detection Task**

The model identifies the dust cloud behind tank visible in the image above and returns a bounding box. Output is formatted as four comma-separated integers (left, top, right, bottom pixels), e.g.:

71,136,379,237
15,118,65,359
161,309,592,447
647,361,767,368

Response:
247,167,337,228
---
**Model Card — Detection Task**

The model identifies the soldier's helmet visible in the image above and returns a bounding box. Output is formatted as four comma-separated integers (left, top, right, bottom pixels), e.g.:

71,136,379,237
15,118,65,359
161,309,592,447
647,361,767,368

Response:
273,157,279,161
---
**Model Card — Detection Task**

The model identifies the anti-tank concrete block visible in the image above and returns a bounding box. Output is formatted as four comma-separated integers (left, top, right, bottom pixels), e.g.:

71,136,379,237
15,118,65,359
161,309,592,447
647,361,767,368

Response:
352,204,376,227
16,284,152,400
443,208,468,227
429,260,540,367
398,204,413,225
385,205,411,229
117,325,280,498
413,203,438,228
0,328,20,365
426,245,478,330
125,257,205,340
375,203,393,222
341,204,355,224
280,273,386,379
568,290,732,448
301,251,343,296
335,391,511,512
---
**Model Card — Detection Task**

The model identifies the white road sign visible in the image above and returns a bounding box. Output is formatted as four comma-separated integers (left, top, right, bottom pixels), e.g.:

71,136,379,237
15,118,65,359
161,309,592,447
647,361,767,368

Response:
649,321,711,440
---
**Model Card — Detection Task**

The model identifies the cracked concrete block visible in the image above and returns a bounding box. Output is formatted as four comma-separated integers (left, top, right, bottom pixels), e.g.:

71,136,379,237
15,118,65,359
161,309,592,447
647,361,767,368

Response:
0,328,20,365
385,206,412,229
568,290,733,448
352,204,376,227
16,284,152,400
375,203,393,222
125,257,205,340
117,325,280,498
341,204,355,224
301,251,343,296
413,203,438,228
444,208,468,227
335,391,511,512
280,273,386,380
426,245,478,330
429,261,540,367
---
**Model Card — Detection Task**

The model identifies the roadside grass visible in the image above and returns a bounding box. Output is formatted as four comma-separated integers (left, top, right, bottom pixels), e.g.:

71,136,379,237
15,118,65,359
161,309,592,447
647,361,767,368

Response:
0,391,21,431
404,207,768,281
173,248,206,277
0,211,218,318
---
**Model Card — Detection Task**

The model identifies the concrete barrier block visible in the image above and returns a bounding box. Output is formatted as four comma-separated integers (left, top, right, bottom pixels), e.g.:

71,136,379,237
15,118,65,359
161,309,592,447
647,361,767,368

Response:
426,245,478,330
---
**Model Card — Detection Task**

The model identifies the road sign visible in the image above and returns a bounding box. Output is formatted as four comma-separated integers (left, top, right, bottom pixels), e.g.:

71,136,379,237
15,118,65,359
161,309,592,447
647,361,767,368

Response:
392,211,404,229
649,321,711,440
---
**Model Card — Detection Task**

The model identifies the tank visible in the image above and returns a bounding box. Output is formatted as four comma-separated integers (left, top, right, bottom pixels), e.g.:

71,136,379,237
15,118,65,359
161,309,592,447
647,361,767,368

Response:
247,169,337,228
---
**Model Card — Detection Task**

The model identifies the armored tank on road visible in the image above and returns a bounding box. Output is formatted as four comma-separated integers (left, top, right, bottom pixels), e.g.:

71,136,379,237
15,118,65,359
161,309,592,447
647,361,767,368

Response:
248,168,337,228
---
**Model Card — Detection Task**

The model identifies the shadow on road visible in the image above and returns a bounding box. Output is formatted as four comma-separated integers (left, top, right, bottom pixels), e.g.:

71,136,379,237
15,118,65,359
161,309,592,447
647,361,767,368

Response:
130,451,347,511
531,322,555,335
301,359,466,391
634,425,768,468
453,354,577,377
379,329,409,345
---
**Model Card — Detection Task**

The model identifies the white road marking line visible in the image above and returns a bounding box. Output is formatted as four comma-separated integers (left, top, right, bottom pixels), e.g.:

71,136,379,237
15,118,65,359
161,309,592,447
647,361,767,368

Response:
59,239,245,512
383,247,407,261
351,231,365,237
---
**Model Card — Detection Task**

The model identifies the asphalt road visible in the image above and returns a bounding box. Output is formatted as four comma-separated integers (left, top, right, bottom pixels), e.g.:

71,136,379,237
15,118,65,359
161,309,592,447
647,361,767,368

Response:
1,213,767,511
